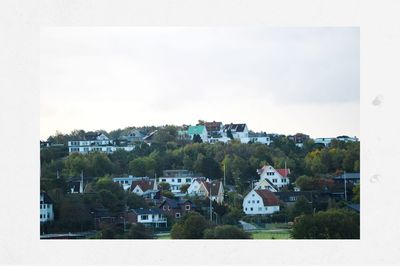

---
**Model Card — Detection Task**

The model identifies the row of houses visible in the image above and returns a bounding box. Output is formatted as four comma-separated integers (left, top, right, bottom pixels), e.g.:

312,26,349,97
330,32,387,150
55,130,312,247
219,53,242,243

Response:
287,133,359,148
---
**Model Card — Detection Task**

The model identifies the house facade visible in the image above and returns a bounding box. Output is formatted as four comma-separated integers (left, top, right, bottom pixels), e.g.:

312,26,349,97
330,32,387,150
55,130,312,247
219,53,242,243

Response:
130,178,159,199
159,198,195,219
159,170,200,193
68,133,135,154
131,208,168,228
243,189,281,215
222,123,249,140
254,178,278,192
113,176,149,191
187,179,224,203
257,165,290,189
40,192,54,223
187,125,208,142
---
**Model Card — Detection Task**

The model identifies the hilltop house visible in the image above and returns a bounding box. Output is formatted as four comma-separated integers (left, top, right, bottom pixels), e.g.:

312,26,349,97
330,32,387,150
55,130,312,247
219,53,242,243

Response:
288,133,310,148
257,165,290,190
222,123,249,141
113,176,149,191
159,198,196,219
254,178,278,192
248,132,271,145
40,192,54,223
68,133,134,154
187,125,208,142
243,189,281,215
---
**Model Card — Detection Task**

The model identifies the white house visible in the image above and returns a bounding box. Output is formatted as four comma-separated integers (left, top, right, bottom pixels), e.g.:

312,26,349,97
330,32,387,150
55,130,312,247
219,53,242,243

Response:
245,132,271,145
159,170,200,193
132,208,167,228
314,137,335,147
242,189,281,215
254,178,278,192
187,179,224,203
68,133,135,154
40,192,54,223
130,178,159,199
257,165,290,189
222,123,249,140
113,176,149,191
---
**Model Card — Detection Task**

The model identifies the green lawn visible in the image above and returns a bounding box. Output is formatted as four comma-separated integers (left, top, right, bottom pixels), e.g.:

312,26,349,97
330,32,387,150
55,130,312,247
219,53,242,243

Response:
156,233,171,239
251,229,292,239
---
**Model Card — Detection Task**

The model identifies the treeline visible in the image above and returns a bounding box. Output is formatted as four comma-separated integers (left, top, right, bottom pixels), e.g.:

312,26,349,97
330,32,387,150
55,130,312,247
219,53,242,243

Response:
41,130,360,193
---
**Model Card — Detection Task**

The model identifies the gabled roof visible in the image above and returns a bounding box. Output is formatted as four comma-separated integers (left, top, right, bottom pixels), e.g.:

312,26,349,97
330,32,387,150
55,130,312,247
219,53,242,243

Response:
40,192,54,204
130,179,155,192
159,198,194,209
257,178,279,191
132,208,163,215
188,125,206,135
276,168,290,177
203,180,222,196
254,189,281,206
223,123,247,132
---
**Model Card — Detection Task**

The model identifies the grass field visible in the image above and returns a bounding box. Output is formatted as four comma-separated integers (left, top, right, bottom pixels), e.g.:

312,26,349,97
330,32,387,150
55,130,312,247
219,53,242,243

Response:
250,229,292,239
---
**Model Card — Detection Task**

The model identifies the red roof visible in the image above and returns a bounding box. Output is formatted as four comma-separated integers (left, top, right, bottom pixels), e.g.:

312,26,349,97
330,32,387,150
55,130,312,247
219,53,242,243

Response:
254,189,281,206
131,179,154,192
276,168,290,177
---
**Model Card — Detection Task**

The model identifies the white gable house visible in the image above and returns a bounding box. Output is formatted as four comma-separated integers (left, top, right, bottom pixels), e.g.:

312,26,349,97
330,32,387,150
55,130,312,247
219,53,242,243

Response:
243,189,281,215
257,165,290,189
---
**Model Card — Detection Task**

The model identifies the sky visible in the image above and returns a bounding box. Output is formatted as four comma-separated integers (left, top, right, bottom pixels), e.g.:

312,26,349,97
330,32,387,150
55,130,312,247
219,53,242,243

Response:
40,27,359,139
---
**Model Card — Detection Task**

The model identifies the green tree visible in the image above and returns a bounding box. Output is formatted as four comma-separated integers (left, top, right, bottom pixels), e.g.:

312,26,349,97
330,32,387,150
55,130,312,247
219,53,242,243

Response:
128,157,156,177
126,223,154,239
291,196,313,219
180,183,190,193
352,183,360,203
193,134,203,143
292,209,360,239
170,212,210,239
226,129,234,140
204,225,251,239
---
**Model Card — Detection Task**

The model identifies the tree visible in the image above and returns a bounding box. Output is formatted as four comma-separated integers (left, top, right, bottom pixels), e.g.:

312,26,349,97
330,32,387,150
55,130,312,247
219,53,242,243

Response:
291,196,313,219
126,223,154,239
126,193,148,209
226,129,234,140
204,225,251,239
128,157,156,177
291,209,359,239
158,182,171,191
56,195,93,232
180,183,190,193
170,212,210,239
153,126,178,144
352,183,360,203
193,134,203,143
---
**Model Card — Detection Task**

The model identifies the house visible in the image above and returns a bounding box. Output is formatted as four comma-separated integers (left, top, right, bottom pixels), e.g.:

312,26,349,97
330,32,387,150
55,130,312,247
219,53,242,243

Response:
131,208,168,228
336,135,359,143
187,178,208,196
333,172,360,184
204,180,224,204
254,178,278,192
113,176,149,191
288,133,310,148
123,129,145,142
187,179,224,203
159,170,200,193
222,123,249,140
68,132,135,154
274,191,314,206
204,121,223,135
159,198,196,219
257,165,290,189
314,137,335,147
40,192,54,223
187,125,208,142
242,189,281,215
247,132,271,145
143,130,158,144
130,178,160,199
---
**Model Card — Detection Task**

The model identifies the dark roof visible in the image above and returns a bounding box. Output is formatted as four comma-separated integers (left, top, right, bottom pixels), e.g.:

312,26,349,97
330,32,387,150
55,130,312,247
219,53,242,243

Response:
84,133,101,140
159,198,194,209
204,121,222,132
132,208,163,215
223,123,247,132
40,192,54,204
254,189,281,206
274,191,313,202
204,180,222,196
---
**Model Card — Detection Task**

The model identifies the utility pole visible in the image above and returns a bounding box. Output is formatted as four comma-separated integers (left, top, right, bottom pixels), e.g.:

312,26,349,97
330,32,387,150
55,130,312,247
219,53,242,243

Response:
223,163,226,187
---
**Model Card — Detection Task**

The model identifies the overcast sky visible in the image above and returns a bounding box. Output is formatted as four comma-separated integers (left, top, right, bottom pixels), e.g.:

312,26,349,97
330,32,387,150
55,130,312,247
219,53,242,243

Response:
40,27,359,139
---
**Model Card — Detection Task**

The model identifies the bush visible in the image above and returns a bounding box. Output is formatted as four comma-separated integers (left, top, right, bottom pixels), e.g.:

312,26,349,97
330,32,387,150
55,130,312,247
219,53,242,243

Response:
204,225,251,239
292,208,359,239
170,212,210,239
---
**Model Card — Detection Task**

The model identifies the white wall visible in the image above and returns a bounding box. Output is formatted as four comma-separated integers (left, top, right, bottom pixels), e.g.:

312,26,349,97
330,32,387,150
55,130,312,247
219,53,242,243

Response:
242,190,280,215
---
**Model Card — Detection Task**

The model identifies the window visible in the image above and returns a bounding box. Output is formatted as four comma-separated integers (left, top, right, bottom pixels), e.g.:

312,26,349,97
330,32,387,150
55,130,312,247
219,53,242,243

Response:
256,200,259,203
44,205,46,209
258,207,262,211
40,205,42,209
177,178,181,183
265,207,268,210
161,179,166,182
252,200,255,203
40,214,42,219
47,213,50,218
175,213,181,218
248,200,250,204
186,178,191,183
141,215,148,220
252,194,255,197
272,179,277,183
163,206,167,210
172,179,175,182
185,205,191,210
250,207,253,211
